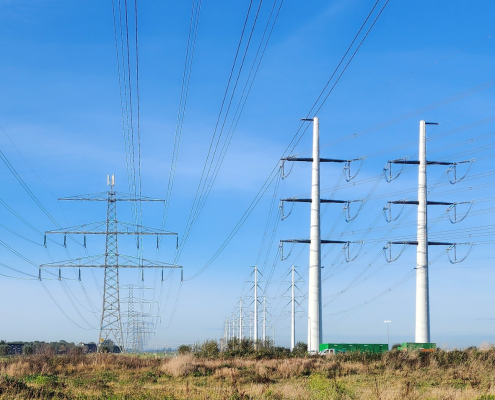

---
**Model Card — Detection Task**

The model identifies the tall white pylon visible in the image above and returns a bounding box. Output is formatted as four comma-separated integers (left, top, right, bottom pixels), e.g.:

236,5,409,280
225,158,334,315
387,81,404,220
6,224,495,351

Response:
386,120,471,344
291,264,296,351
308,117,322,353
416,120,430,343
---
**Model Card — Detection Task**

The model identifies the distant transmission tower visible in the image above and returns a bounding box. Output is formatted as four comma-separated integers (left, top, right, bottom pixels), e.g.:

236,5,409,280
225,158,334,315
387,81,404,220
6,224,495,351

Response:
121,284,157,353
41,176,182,351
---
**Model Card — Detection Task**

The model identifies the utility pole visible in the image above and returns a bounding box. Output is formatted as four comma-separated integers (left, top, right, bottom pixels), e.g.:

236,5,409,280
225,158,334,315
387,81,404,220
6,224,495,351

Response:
262,296,266,344
224,318,228,349
41,176,181,352
225,318,230,343
239,298,243,340
232,312,236,341
280,118,363,353
384,320,391,349
385,120,472,343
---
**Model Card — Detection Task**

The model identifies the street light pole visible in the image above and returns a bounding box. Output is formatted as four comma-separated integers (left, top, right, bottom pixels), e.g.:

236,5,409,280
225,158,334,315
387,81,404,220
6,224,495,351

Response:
384,320,391,349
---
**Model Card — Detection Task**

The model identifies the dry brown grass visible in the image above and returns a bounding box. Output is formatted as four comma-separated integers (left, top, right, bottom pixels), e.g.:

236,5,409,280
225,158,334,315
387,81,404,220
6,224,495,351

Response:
0,349,492,399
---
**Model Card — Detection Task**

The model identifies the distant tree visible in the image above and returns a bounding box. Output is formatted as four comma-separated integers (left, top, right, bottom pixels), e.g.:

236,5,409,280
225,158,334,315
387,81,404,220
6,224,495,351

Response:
391,343,402,351
23,345,34,355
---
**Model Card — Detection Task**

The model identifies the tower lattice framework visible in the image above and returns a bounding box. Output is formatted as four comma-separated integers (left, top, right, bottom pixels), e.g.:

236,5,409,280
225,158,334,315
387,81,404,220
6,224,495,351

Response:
40,176,182,352
100,186,124,349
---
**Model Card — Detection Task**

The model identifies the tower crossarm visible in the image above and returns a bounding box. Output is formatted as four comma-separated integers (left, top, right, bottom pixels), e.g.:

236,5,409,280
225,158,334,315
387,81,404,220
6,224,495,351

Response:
46,230,176,236
389,241,456,246
388,200,455,206
40,254,182,269
59,191,165,202
389,159,472,166
121,298,158,303
45,221,177,236
280,239,351,244
282,197,349,204
282,157,360,163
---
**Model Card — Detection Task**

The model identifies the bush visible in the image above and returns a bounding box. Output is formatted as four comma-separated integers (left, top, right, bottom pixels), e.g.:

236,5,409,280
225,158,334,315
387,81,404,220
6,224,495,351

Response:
0,345,9,356
177,345,192,355
22,345,34,355
292,342,308,357
197,340,219,358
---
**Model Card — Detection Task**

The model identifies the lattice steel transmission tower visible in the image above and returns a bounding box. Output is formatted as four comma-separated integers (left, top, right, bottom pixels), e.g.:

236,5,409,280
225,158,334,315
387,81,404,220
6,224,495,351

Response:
41,176,182,352
121,284,157,353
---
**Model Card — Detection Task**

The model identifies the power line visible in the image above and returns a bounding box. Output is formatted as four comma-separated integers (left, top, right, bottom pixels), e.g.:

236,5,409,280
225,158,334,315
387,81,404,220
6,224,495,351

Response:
187,0,389,281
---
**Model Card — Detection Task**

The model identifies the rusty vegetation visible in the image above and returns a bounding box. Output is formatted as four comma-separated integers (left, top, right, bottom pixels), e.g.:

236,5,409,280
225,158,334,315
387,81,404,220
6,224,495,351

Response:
0,347,494,399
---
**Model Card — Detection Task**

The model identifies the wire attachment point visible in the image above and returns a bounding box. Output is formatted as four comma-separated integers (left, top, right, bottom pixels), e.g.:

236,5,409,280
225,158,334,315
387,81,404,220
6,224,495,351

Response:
344,157,366,182
343,241,364,262
384,242,410,263
447,201,474,224
447,243,474,264
280,200,296,221
384,157,408,183
447,159,475,184
280,160,295,180
344,200,365,222
383,201,407,223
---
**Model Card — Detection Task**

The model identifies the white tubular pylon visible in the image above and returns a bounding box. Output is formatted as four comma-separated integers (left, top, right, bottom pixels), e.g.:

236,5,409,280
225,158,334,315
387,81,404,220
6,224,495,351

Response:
415,120,430,343
308,117,322,353
291,264,295,351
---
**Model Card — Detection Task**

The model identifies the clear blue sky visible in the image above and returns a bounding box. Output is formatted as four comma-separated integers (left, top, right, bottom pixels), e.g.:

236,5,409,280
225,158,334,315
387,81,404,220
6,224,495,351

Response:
0,0,494,349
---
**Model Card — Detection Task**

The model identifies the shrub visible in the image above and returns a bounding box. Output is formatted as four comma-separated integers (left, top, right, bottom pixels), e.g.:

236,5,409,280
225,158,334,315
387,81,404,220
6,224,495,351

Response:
197,340,220,358
292,342,308,357
0,345,9,356
160,354,196,377
177,345,192,355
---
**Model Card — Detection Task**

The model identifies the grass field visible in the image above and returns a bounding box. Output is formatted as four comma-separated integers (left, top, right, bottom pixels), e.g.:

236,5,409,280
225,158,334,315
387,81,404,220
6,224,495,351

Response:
0,348,494,399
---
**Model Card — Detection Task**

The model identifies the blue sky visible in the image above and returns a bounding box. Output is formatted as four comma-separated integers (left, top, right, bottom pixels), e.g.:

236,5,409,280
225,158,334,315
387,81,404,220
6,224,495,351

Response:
0,0,494,349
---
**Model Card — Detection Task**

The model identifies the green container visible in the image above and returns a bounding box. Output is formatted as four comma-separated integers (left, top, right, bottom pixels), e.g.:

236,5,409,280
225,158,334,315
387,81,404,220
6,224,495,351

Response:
319,343,389,353
398,342,436,351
